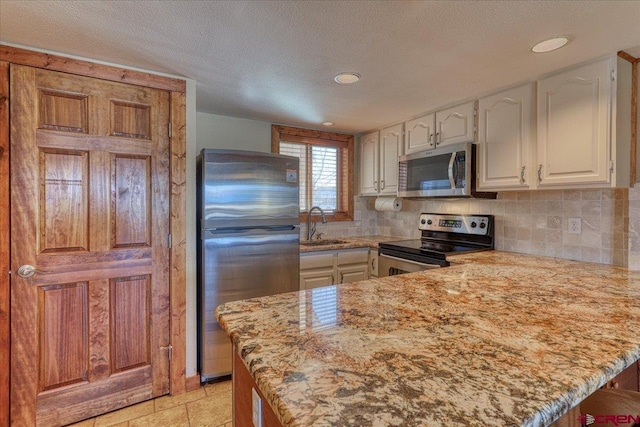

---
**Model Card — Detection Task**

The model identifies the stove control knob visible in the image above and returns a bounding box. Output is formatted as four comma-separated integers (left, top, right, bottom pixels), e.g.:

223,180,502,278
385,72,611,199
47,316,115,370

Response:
426,219,432,225
479,222,487,229
470,221,477,228
421,219,426,225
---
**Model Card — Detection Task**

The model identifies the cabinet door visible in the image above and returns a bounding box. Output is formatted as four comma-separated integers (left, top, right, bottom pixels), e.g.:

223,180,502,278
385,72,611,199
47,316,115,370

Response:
537,58,613,187
379,124,402,195
435,101,476,147
300,268,335,290
337,264,368,284
360,131,379,195
477,84,533,190
405,113,435,154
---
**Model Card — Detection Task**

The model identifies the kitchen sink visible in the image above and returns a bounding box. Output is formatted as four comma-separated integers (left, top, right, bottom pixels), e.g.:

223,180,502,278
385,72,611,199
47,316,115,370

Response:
300,239,347,246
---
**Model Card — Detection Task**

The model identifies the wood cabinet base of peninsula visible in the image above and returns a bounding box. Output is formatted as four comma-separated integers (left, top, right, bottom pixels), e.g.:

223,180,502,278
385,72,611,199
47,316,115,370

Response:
233,350,283,427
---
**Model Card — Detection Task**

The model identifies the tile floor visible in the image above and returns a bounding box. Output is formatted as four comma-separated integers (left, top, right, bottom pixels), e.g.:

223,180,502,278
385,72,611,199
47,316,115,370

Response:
66,380,232,427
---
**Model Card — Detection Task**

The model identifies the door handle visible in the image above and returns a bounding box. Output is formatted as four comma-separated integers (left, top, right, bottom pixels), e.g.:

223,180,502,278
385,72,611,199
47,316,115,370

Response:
17,264,50,278
429,133,434,146
537,164,543,183
447,153,456,189
520,166,526,184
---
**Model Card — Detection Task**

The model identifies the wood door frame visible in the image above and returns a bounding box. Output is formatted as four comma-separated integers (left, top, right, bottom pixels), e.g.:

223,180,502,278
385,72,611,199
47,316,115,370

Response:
0,60,10,427
0,46,188,422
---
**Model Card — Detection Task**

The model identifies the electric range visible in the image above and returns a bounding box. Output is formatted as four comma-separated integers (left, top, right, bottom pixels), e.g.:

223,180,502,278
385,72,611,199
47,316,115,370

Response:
377,213,495,276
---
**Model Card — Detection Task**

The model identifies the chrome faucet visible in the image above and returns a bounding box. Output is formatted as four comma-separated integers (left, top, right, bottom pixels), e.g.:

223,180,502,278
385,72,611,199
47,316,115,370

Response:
306,206,327,240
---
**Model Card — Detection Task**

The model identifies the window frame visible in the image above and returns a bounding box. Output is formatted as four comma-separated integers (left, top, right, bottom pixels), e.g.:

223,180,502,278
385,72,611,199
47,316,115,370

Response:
271,124,354,223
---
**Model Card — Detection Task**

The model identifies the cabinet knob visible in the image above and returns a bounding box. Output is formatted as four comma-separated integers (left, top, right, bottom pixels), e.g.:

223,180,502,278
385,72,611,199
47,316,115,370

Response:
380,180,385,190
374,180,378,191
520,166,526,184
429,133,434,146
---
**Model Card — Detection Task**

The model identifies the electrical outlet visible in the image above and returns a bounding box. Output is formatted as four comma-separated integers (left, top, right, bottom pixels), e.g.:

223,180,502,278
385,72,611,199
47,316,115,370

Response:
568,217,581,235
252,387,262,427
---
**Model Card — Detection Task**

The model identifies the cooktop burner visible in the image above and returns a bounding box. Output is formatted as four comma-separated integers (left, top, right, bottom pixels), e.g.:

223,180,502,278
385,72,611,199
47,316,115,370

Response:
379,239,489,256
378,213,495,264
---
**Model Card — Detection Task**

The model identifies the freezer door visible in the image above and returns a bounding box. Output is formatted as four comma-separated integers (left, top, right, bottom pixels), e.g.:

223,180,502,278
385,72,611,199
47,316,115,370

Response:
199,149,300,229
199,226,300,381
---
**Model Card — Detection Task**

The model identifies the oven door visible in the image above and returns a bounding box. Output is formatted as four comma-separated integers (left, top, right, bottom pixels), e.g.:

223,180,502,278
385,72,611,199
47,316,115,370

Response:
378,253,442,277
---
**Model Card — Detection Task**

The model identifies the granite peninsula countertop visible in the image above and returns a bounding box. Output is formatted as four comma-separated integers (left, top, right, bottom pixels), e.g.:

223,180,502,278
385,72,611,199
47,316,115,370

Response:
299,235,402,253
216,251,640,427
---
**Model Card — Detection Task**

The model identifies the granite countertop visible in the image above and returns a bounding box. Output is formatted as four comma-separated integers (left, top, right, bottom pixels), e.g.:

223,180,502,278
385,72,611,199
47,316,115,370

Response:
216,252,640,427
299,235,403,253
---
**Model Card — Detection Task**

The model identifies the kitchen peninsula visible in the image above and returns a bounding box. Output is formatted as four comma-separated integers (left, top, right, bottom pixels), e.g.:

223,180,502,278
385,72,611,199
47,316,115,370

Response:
216,252,640,426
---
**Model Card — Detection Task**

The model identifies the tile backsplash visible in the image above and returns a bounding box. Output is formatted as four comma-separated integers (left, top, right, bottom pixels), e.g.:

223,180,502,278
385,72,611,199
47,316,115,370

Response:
308,186,640,270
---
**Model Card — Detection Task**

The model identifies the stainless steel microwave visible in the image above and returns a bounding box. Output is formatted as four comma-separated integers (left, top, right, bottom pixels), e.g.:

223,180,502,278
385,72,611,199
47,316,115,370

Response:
398,142,495,198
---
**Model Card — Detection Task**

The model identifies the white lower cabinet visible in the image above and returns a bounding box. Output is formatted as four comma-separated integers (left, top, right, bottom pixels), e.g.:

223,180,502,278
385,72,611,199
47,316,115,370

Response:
300,249,369,290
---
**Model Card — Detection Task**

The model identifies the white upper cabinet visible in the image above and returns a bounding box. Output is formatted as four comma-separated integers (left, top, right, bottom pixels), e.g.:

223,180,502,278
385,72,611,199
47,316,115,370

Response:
360,125,403,195
435,101,477,148
360,131,379,195
404,113,435,154
404,101,476,154
536,57,614,187
477,83,534,190
379,123,403,194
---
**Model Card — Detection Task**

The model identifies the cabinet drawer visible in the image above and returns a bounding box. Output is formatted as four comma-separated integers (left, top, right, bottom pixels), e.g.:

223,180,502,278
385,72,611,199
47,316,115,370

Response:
337,249,369,265
300,252,334,270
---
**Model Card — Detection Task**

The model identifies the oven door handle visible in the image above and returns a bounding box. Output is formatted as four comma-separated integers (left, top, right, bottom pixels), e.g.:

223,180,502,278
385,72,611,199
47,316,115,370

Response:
379,253,441,268
447,152,456,189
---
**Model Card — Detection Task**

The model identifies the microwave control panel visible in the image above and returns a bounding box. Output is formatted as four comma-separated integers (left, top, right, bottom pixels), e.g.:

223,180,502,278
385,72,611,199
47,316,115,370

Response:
419,213,492,236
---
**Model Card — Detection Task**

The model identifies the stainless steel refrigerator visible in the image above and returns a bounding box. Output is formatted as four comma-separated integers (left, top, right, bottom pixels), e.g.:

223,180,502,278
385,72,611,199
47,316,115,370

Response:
196,149,300,381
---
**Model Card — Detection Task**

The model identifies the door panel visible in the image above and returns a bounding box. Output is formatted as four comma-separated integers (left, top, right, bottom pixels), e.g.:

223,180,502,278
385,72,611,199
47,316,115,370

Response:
10,64,170,426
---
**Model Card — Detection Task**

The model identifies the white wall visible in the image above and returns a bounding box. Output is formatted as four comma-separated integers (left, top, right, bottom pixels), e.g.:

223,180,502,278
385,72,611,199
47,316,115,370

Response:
196,112,272,153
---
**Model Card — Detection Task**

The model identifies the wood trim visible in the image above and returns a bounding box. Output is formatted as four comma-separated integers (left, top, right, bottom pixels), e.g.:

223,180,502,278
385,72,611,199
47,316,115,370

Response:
271,124,355,222
618,50,638,64
0,60,9,427
169,92,187,395
185,374,201,392
272,124,353,143
631,60,638,185
0,45,186,93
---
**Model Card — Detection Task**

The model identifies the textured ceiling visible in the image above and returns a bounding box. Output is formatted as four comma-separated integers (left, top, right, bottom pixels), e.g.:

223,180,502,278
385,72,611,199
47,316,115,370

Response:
1,1,639,133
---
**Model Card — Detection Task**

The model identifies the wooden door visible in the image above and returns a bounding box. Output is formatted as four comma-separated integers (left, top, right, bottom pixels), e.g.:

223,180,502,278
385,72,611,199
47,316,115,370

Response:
10,64,171,426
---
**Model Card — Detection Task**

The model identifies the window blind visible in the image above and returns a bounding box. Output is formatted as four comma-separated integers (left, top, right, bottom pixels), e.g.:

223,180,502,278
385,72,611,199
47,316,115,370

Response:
280,141,346,213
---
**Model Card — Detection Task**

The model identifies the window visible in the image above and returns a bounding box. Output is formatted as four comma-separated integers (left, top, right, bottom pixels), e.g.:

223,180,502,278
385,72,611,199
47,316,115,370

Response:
272,125,354,222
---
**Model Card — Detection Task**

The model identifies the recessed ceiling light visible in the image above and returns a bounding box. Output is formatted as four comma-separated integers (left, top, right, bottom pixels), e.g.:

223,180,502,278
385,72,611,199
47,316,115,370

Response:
334,72,360,84
531,36,572,53
322,121,334,126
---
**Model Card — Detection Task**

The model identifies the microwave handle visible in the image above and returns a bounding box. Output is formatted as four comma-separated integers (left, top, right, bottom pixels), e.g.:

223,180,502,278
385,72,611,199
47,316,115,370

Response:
447,152,456,189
